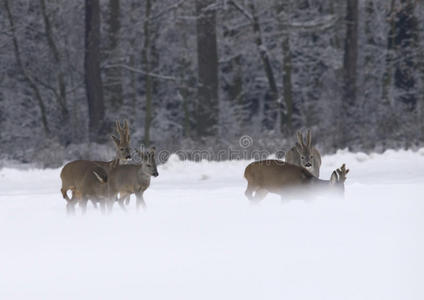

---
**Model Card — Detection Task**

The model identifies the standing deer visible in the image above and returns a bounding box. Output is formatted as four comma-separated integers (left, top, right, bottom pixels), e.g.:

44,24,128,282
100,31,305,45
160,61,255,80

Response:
104,147,159,211
285,129,321,177
66,165,108,215
244,160,348,202
60,120,131,214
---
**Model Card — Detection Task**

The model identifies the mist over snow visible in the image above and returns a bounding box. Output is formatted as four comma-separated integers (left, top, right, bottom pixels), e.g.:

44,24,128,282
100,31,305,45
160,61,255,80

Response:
0,149,423,300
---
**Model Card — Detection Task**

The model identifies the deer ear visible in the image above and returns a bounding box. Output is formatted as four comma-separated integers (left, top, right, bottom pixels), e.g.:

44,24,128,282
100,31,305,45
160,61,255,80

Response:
295,143,302,153
111,135,120,146
330,171,338,184
124,120,130,142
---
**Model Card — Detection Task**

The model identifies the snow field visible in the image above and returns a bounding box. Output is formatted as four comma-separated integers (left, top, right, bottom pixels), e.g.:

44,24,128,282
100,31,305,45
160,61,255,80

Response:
0,149,423,300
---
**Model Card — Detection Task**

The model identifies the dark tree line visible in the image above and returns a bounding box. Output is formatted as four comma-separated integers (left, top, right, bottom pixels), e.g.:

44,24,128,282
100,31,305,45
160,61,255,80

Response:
1,0,424,166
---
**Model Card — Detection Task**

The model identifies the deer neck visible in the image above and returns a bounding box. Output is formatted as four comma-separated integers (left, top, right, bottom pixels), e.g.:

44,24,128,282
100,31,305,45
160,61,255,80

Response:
309,176,329,186
137,163,151,178
107,157,122,169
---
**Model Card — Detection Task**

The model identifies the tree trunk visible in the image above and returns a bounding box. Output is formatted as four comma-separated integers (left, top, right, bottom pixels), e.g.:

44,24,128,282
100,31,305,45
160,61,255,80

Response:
342,0,358,145
393,0,418,111
39,0,70,141
85,0,105,143
382,0,396,106
195,0,219,138
248,0,279,131
142,0,153,146
275,0,293,132
106,0,123,111
5,0,50,135
129,0,138,122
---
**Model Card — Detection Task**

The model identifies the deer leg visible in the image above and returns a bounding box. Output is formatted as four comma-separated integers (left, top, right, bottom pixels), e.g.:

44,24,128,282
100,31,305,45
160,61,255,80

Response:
106,197,114,214
90,199,98,209
136,192,146,211
117,194,128,212
244,182,255,200
99,199,106,215
79,198,88,215
252,189,268,202
280,195,291,204
67,190,82,216
61,188,70,201
66,199,76,216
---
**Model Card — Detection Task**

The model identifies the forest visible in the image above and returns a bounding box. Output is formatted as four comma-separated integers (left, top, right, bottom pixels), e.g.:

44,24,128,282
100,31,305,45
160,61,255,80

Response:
1,0,423,167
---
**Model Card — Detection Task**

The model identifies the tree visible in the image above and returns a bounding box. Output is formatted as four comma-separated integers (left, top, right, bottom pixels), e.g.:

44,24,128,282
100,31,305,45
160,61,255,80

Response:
393,0,418,111
4,0,50,135
275,0,293,132
142,0,153,146
85,0,105,143
230,0,280,131
39,0,70,141
342,0,358,145
195,0,219,138
105,0,123,112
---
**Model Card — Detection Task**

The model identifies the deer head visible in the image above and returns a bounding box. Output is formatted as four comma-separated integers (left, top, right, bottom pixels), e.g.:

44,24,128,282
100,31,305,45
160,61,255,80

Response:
111,120,131,161
135,146,159,177
330,163,349,192
294,129,315,170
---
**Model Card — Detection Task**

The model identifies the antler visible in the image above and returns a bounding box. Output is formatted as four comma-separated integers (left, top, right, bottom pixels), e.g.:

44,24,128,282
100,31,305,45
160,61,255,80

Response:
306,129,312,147
336,164,349,182
296,131,305,147
114,120,130,144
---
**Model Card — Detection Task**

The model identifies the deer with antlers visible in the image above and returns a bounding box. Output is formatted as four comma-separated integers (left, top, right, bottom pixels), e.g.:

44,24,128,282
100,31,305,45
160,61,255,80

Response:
244,160,349,202
285,129,322,177
60,120,131,214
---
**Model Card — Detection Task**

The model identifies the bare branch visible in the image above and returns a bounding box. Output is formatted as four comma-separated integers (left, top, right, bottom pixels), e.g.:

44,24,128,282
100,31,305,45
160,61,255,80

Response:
106,64,178,81
149,0,187,22
228,0,253,22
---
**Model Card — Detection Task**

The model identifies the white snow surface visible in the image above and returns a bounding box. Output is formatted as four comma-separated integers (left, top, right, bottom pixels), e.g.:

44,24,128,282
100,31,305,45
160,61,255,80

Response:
0,149,423,300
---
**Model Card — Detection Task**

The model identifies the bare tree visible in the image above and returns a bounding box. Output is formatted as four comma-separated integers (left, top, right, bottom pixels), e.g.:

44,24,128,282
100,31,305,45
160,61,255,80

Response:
105,0,123,111
342,0,359,145
393,0,418,111
230,0,280,131
275,0,293,132
142,0,153,146
4,0,50,135
39,0,70,140
85,0,105,142
195,0,219,138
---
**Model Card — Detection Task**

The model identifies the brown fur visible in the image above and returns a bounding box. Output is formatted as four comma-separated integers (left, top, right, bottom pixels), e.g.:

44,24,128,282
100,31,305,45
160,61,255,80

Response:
244,160,348,201
106,148,158,211
60,120,131,214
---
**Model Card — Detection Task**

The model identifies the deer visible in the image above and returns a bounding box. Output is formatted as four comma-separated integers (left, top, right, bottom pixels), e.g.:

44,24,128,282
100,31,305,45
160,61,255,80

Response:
244,160,349,202
102,147,159,212
60,120,131,214
65,165,109,215
285,129,322,177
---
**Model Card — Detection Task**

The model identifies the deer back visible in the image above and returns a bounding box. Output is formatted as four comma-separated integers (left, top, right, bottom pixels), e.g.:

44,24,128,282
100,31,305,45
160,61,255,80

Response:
78,165,108,198
108,164,143,196
244,160,314,193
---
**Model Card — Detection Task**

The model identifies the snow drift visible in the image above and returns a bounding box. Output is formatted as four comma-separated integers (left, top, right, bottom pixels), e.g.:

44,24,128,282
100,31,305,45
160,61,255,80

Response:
0,149,423,300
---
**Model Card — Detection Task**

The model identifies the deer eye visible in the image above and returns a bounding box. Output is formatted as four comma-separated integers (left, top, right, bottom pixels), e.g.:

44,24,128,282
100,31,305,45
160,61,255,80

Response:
147,164,152,167
310,155,313,159
301,156,305,160
120,148,124,151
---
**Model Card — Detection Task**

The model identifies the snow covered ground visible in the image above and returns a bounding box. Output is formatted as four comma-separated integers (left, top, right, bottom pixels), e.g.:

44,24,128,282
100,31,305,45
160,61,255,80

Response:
0,149,423,300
